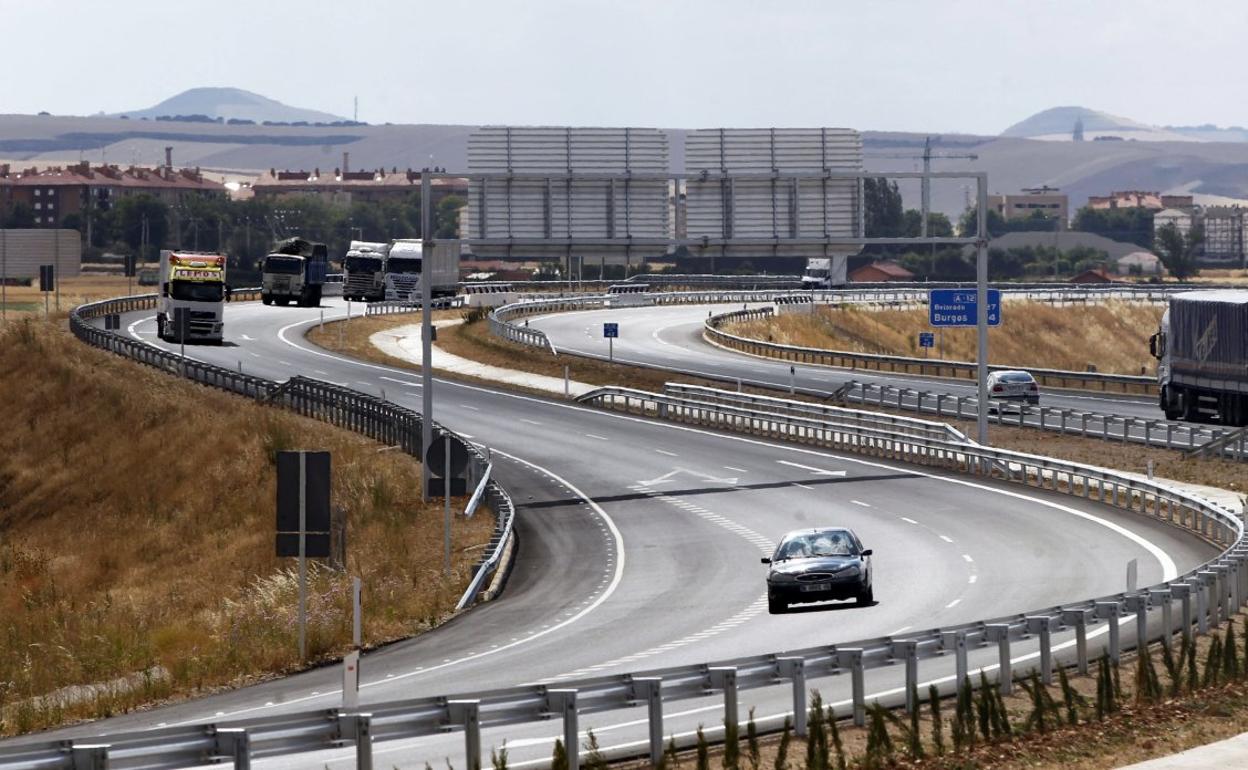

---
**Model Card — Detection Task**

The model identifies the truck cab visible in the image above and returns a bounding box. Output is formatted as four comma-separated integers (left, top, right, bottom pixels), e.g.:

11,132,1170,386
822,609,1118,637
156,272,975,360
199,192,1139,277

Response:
343,241,390,302
801,257,847,289
262,238,328,307
157,250,226,343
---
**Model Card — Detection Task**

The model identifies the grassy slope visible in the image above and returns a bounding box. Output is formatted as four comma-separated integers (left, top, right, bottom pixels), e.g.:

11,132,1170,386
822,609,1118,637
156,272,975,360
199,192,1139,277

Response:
726,301,1164,376
0,319,491,734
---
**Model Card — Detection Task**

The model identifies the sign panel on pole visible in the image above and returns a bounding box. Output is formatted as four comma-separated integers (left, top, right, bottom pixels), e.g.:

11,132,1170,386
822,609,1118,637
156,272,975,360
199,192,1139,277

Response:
276,450,332,557
918,332,934,348
39,264,55,293
603,322,619,338
929,289,1001,327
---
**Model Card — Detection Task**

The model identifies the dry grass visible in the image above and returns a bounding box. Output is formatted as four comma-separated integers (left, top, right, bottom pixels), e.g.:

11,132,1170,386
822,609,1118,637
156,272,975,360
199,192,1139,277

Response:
0,318,492,735
725,302,1165,376
608,614,1248,770
0,275,148,318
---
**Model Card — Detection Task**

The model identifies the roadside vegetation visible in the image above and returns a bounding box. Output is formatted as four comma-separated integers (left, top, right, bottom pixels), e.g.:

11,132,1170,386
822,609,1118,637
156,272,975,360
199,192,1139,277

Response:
723,301,1164,376
0,275,144,318
596,614,1248,770
0,318,491,735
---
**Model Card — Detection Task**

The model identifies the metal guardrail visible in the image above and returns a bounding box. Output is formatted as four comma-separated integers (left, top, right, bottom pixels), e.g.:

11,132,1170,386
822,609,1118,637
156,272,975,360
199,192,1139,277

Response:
10,359,1245,769
66,293,516,614
364,296,465,317
704,305,1159,396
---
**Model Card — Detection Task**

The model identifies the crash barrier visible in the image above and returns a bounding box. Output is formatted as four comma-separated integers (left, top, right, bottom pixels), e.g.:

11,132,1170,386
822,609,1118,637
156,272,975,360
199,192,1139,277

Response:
463,283,520,308
66,294,515,614
704,305,1158,395
6,376,1244,770
363,295,465,317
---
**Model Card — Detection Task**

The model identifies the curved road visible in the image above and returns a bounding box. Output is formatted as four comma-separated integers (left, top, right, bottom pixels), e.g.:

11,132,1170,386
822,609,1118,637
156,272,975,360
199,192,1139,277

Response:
6,298,1216,768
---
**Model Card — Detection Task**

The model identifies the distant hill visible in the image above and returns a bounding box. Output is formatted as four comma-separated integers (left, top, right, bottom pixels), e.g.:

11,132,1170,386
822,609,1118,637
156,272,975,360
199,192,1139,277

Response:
113,87,348,125
1002,106,1248,144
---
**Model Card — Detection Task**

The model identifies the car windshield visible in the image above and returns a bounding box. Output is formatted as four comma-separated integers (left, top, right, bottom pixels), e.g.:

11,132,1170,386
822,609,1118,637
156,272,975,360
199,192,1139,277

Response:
264,256,304,274
777,531,858,559
169,281,224,302
1000,372,1035,384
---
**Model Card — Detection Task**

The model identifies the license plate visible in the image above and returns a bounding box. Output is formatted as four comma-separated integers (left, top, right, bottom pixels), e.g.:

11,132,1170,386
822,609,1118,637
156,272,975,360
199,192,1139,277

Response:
800,583,832,592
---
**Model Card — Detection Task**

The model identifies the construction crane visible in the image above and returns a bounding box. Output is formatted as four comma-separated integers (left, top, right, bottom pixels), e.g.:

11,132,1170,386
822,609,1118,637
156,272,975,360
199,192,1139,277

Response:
873,136,979,237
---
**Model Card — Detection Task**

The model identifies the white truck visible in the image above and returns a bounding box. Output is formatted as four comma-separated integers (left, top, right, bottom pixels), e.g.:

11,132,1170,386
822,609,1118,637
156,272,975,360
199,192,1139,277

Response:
262,238,329,307
385,240,461,301
343,240,390,302
1150,290,1248,425
800,257,848,289
157,250,226,343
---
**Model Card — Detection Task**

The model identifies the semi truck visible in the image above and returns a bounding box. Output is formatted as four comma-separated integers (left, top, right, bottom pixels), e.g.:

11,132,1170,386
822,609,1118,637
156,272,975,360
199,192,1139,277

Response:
1150,290,1248,425
343,240,390,302
157,250,226,343
800,257,848,289
262,237,328,307
385,240,460,301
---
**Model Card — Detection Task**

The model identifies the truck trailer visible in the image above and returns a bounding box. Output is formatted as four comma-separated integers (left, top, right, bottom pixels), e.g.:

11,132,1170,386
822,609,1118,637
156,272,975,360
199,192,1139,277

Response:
157,250,226,343
384,240,460,301
800,257,848,289
1150,290,1248,425
262,237,328,307
343,240,390,302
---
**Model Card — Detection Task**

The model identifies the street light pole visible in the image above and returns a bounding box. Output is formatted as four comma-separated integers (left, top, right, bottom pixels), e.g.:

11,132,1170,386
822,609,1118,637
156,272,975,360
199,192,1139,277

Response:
976,174,990,445
420,171,434,502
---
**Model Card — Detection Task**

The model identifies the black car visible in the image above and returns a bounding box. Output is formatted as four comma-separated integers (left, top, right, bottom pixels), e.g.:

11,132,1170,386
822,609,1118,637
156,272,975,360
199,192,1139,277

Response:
762,528,873,613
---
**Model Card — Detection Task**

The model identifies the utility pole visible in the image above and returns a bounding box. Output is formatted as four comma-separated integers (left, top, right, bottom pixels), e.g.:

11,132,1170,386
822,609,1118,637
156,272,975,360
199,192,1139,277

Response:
877,137,979,236
420,171,434,503
976,175,990,446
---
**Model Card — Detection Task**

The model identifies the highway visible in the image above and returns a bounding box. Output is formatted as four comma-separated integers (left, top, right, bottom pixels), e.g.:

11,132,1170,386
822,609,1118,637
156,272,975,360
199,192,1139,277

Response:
9,297,1218,768
527,303,1169,422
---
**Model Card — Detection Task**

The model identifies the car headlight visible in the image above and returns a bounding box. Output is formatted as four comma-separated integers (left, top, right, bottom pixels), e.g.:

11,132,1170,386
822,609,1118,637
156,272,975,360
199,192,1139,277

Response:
835,565,861,578
768,571,798,585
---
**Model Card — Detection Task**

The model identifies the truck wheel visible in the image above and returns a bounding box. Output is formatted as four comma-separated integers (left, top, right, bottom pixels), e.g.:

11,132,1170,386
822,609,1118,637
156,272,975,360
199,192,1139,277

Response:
277,298,290,306
1182,390,1201,422
262,295,272,306
156,315,166,340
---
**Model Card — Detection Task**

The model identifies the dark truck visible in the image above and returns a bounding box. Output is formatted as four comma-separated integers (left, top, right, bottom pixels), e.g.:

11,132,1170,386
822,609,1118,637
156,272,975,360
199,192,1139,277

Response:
1150,290,1248,425
262,237,329,307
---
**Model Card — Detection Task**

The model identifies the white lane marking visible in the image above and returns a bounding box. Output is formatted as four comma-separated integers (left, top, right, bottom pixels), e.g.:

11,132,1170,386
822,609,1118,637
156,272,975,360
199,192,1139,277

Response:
655,448,678,457
946,598,962,609
275,315,1183,582
776,460,847,476
900,517,918,524
521,418,542,426
962,553,974,563
969,574,978,583
585,434,610,441
249,352,260,358
313,369,328,375
241,334,255,341
380,375,423,387
460,404,480,411
889,626,912,636
793,483,815,490
939,535,954,543
723,466,748,473
165,448,627,728
851,500,871,507
279,360,291,366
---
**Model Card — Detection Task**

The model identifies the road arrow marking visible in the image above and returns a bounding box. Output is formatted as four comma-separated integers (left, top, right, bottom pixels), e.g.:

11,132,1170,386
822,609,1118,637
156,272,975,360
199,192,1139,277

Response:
776,460,848,476
637,467,739,487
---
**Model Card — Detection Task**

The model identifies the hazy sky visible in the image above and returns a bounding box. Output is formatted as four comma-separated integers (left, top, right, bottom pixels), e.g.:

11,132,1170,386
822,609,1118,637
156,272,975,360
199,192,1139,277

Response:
6,0,1247,133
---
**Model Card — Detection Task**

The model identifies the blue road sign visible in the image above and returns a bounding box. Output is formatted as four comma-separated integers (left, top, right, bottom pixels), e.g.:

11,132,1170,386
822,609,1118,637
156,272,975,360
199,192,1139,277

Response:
929,289,1001,327
603,322,619,338
918,332,935,348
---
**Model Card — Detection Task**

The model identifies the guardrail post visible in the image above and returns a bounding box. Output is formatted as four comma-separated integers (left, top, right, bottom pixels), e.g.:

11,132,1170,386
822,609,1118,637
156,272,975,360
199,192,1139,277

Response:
984,625,1012,695
777,657,807,737
890,641,920,713
1172,583,1194,641
633,677,664,766
941,630,969,685
836,649,866,726
548,690,580,770
1095,601,1123,662
1213,566,1231,627
448,700,481,770
708,667,739,729
1025,616,1056,684
1124,594,1150,655
212,728,251,770
70,745,110,770
1061,609,1093,675
1149,589,1173,652
1197,571,1217,633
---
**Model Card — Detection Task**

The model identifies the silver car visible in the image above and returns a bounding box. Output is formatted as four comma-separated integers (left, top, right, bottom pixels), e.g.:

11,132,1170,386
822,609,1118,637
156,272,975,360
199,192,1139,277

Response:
986,370,1039,412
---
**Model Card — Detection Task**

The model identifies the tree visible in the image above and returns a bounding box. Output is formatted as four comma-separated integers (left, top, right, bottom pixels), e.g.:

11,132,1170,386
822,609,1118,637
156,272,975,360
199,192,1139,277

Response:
113,194,170,259
959,207,1056,238
903,209,953,238
436,194,467,238
2,201,35,228
1153,222,1203,280
863,178,904,239
1072,206,1154,248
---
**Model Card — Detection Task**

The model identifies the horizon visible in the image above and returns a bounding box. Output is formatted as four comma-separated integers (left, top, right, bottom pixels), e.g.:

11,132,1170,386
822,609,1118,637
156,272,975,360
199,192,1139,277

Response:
7,0,1248,134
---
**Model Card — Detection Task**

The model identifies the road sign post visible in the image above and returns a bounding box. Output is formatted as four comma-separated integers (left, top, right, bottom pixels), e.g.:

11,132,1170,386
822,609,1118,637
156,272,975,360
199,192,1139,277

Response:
276,451,332,661
976,183,990,445
928,289,1001,328
39,264,54,319
918,332,934,358
604,322,619,362
421,172,434,502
